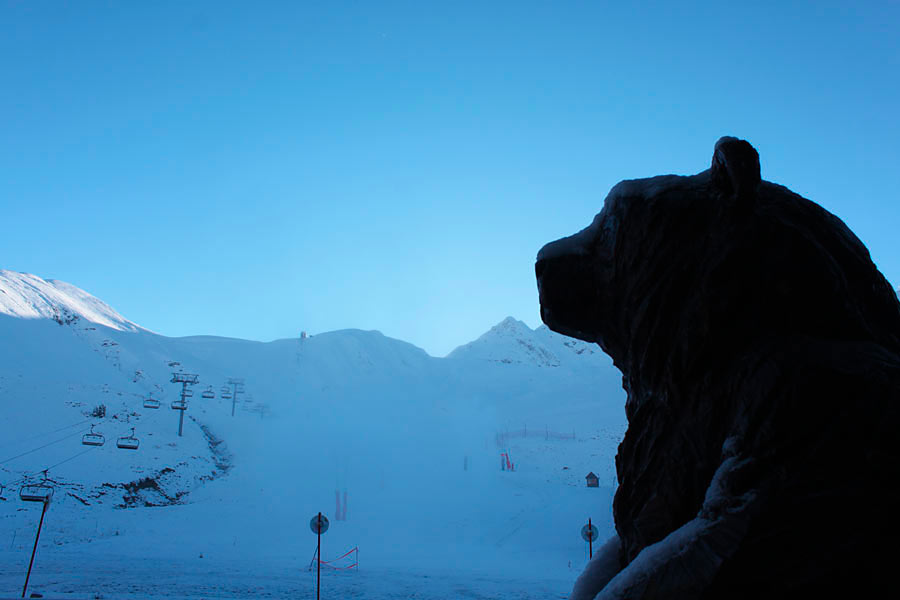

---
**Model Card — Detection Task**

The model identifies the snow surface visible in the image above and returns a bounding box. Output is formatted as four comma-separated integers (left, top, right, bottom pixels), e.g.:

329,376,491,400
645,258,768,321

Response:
0,273,627,598
0,270,143,332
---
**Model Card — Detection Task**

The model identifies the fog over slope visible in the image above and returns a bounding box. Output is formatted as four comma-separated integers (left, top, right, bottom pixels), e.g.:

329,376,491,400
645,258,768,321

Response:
0,271,626,592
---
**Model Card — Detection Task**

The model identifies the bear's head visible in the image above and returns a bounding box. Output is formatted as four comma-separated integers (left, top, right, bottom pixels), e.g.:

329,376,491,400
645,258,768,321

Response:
535,137,900,395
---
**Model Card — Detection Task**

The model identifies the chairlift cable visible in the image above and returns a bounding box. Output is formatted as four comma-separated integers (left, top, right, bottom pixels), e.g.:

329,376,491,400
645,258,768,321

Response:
0,427,92,466
42,445,99,472
0,419,93,451
4,442,98,487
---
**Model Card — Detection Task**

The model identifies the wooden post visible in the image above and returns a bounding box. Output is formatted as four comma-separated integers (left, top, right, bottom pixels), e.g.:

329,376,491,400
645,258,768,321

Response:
22,499,49,598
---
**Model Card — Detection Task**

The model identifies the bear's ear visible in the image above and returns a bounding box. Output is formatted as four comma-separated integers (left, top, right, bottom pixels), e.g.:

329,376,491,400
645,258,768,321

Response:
711,136,761,204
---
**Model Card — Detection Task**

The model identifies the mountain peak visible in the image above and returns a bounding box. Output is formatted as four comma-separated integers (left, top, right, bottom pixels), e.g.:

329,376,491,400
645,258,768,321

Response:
448,316,558,366
0,269,142,332
490,316,533,334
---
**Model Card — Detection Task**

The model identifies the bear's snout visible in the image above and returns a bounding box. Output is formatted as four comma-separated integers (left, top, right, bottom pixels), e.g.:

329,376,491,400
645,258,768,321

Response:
536,234,604,344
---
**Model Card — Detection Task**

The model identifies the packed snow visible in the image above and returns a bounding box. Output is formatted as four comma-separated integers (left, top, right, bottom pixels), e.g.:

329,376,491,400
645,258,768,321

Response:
0,272,627,599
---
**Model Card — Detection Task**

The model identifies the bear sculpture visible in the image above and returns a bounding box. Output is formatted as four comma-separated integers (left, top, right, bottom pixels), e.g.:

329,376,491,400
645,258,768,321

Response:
536,137,900,599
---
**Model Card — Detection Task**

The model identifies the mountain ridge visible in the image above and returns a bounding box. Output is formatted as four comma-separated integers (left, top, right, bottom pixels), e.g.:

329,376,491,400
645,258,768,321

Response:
0,269,143,332
1,270,596,366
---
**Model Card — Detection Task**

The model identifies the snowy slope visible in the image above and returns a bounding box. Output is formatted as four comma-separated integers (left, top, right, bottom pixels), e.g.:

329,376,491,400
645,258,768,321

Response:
449,316,608,370
0,273,626,597
0,270,143,332
449,317,564,366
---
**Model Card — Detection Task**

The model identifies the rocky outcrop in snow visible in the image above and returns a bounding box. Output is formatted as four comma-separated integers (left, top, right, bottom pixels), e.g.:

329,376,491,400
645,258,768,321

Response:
537,137,900,598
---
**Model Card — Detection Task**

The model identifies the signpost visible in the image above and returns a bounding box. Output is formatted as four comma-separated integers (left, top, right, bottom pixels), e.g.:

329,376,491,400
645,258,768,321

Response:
310,512,329,600
581,518,598,559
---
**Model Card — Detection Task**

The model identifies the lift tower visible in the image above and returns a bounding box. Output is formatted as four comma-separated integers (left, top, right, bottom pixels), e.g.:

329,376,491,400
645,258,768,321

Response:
170,372,199,436
227,377,244,417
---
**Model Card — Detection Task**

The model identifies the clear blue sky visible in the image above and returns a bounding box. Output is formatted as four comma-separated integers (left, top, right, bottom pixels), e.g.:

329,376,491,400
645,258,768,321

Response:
2,1,898,356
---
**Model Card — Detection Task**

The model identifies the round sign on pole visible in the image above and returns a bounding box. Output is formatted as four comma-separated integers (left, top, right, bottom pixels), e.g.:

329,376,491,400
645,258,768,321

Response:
581,523,598,542
310,514,330,535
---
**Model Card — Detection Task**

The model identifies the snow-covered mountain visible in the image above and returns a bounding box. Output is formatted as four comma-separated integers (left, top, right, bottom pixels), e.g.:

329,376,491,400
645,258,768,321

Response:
0,270,143,332
449,316,606,368
0,271,626,596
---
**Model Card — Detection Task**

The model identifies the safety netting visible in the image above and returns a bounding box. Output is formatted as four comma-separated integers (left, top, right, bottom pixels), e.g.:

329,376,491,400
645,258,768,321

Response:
309,546,359,571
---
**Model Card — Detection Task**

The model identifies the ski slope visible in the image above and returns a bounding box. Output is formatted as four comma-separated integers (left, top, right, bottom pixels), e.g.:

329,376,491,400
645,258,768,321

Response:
0,272,626,598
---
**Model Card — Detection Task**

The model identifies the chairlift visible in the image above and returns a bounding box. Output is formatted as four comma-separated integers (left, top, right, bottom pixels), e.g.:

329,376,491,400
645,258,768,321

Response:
171,399,187,411
143,395,160,409
19,473,54,503
20,484,54,503
202,386,215,399
117,428,140,450
222,392,232,400
183,389,194,398
81,424,105,447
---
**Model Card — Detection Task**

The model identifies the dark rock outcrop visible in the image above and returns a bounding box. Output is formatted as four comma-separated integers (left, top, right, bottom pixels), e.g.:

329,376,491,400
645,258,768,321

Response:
536,137,900,598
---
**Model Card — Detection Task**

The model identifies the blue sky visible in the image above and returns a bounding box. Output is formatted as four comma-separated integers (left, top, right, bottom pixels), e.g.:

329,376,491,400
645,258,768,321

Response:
2,1,898,356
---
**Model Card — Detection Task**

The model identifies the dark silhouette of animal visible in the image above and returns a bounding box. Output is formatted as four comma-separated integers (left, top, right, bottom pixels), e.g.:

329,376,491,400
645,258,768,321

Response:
536,137,900,599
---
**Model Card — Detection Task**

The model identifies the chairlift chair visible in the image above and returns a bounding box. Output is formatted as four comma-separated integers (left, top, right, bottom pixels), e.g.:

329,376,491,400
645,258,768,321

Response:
171,399,187,410
82,424,105,447
222,392,232,399
202,386,215,399
183,389,194,398
19,483,54,503
143,396,160,409
117,428,140,450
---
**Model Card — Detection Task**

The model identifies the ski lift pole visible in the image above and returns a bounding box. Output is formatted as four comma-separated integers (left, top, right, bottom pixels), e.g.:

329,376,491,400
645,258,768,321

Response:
227,377,243,417
178,383,186,437
22,497,49,598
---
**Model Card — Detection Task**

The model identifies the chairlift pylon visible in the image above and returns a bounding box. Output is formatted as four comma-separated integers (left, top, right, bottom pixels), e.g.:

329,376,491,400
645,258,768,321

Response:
143,395,160,409
116,428,140,450
81,424,105,447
